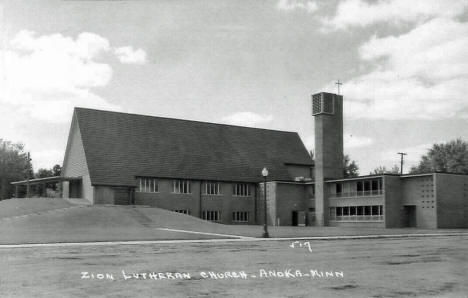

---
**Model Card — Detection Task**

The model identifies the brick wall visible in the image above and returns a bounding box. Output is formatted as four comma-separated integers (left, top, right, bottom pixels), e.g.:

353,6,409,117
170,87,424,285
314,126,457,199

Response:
274,182,307,226
435,173,468,228
135,179,257,224
384,175,403,228
401,175,437,229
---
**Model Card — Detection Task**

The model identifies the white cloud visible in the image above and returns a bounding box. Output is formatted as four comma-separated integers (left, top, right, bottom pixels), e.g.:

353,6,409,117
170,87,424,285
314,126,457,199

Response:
323,0,468,30
0,30,123,123
344,134,373,148
0,30,145,170
222,112,273,127
276,0,318,13
114,46,147,64
336,18,468,120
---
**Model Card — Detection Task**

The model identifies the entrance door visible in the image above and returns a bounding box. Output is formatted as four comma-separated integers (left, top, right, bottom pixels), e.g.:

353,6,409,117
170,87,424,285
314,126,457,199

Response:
69,180,82,198
292,211,298,226
404,205,416,227
114,187,131,205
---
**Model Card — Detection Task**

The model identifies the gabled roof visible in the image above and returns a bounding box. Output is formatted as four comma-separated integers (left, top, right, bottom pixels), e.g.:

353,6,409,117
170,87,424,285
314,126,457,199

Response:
73,108,313,186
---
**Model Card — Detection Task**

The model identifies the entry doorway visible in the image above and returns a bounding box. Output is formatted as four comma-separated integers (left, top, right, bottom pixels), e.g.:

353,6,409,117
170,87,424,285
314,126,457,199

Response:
292,211,298,226
403,205,416,227
69,180,82,198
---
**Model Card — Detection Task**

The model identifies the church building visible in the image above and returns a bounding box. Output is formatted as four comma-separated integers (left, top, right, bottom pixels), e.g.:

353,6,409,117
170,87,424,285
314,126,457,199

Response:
60,92,468,228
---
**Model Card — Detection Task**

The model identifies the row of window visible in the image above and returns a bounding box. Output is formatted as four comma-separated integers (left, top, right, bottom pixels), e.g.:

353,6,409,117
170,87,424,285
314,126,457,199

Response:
173,179,191,194
200,211,250,222
137,178,252,196
173,209,191,215
329,205,384,221
202,210,221,221
232,211,249,222
139,178,159,193
332,179,383,197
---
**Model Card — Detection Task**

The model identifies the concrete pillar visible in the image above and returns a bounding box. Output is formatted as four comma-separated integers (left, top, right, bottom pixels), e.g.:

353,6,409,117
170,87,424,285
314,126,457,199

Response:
62,181,69,198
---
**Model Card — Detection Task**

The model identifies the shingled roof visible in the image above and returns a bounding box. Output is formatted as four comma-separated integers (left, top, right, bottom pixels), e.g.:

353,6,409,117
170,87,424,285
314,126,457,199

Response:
74,107,313,186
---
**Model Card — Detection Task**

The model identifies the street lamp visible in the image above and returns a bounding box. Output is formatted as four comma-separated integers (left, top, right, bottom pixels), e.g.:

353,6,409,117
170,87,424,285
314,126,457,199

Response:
261,167,269,238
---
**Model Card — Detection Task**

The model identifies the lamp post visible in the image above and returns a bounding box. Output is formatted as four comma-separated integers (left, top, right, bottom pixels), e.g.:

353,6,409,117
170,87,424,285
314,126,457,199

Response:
261,167,269,238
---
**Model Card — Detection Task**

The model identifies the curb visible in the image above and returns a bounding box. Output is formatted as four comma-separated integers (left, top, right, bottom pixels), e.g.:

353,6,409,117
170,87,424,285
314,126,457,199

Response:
1,232,467,249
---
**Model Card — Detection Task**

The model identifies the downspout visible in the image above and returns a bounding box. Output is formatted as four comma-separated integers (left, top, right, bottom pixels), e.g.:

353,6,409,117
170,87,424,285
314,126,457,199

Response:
254,183,258,224
199,180,202,219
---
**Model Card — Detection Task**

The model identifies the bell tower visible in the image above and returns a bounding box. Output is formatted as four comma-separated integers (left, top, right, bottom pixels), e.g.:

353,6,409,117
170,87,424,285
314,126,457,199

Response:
312,92,344,226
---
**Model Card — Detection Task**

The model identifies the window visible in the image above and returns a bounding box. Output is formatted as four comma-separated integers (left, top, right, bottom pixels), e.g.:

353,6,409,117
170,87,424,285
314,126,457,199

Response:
357,181,363,193
172,179,191,194
357,206,363,215
372,205,379,215
202,210,221,221
343,206,349,216
330,205,383,221
173,209,190,215
232,211,249,222
364,180,371,192
336,183,342,195
233,183,251,197
364,206,371,215
205,181,221,195
138,178,159,193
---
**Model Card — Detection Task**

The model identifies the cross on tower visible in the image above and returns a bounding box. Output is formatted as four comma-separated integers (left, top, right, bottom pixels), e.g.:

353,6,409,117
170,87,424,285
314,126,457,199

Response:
335,80,343,95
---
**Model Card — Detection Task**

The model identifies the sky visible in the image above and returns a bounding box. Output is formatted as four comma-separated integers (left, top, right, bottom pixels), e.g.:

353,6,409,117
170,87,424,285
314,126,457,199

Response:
1,0,468,175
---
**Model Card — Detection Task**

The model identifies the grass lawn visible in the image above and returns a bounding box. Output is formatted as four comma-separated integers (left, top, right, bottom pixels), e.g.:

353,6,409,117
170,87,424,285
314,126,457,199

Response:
0,198,73,219
1,236,467,297
1,202,467,244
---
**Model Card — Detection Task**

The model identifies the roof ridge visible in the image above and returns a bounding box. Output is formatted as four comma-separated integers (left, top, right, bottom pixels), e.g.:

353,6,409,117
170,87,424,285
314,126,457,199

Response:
74,107,298,134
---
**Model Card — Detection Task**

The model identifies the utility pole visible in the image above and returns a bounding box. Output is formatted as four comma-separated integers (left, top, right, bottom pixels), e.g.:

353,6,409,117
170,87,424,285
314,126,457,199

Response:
335,80,343,95
26,152,31,198
397,152,407,175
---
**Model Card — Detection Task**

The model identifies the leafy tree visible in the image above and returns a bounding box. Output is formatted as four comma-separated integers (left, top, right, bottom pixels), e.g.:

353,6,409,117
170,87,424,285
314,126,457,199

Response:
371,165,400,175
343,154,359,178
410,138,468,174
0,139,32,200
52,164,61,176
36,168,54,178
309,152,359,178
34,165,62,193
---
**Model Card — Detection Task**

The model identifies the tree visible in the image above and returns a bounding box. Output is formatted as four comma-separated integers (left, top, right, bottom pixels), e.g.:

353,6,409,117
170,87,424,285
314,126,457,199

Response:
410,138,468,174
36,168,54,178
309,153,359,178
52,164,61,176
0,139,32,200
371,165,400,175
35,164,61,178
343,154,359,178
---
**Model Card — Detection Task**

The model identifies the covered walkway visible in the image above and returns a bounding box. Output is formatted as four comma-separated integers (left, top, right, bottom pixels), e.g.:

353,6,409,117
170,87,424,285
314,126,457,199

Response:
11,176,82,198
